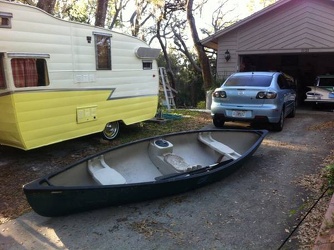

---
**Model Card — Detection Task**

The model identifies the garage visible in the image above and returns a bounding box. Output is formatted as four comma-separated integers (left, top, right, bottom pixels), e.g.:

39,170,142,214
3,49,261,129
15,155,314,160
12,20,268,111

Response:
240,52,334,103
201,0,334,103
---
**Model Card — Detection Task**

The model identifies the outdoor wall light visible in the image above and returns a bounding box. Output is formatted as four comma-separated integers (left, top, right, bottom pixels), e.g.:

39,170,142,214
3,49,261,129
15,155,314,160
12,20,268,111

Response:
224,50,231,62
87,36,92,43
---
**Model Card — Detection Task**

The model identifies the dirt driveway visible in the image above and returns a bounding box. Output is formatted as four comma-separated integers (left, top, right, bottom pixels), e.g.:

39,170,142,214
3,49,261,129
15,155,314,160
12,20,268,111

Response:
0,107,333,249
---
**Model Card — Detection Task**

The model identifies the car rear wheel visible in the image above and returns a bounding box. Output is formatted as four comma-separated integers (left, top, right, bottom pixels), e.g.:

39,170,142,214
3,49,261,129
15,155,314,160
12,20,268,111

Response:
213,115,225,128
272,110,284,131
102,121,120,140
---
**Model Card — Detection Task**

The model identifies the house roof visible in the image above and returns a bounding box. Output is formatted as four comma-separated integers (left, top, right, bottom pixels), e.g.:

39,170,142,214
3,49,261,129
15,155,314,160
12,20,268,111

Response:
200,0,296,50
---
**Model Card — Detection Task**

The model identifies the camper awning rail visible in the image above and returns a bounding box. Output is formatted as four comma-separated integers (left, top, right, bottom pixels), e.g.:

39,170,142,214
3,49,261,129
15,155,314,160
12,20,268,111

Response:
0,12,13,18
7,53,50,58
92,31,112,37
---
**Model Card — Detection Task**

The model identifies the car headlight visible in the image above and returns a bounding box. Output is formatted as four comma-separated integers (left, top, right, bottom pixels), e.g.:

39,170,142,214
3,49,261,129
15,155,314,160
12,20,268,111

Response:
213,91,227,98
256,91,277,99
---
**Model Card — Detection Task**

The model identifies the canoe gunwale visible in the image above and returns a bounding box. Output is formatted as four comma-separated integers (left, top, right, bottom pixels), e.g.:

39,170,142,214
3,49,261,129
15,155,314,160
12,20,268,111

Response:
24,129,267,190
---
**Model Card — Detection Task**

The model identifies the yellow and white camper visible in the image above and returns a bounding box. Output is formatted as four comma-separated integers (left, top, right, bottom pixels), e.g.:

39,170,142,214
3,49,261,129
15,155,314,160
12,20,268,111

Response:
0,1,160,150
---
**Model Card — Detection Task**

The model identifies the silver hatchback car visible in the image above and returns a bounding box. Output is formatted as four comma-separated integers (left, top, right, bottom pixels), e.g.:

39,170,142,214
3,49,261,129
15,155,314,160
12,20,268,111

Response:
211,72,297,131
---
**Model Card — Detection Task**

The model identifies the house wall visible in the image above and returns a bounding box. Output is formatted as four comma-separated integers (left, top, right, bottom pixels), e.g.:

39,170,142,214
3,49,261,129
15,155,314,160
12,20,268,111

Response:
217,32,238,80
216,0,334,78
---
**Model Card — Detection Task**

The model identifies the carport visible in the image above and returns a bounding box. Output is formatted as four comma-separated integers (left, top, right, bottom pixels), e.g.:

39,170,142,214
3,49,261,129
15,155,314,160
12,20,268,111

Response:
201,0,334,102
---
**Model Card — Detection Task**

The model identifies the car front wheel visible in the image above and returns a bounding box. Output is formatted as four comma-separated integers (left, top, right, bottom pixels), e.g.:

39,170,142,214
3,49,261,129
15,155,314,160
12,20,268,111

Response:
102,121,120,140
272,110,284,131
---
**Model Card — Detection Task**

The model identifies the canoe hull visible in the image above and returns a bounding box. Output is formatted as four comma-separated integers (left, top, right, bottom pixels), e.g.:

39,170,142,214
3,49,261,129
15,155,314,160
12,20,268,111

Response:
23,129,268,217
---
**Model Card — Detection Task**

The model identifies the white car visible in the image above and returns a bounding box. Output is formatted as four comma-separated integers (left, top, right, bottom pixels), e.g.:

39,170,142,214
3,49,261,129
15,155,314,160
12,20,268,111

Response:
305,75,334,104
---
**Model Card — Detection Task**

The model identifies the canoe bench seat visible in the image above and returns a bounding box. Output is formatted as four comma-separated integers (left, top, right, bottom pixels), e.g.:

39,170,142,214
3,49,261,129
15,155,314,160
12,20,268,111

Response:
88,155,126,185
198,132,241,160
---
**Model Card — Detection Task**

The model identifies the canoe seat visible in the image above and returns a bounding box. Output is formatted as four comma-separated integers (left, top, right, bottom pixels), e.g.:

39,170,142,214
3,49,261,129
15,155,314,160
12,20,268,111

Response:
148,139,200,174
198,132,241,160
164,153,201,172
88,155,126,185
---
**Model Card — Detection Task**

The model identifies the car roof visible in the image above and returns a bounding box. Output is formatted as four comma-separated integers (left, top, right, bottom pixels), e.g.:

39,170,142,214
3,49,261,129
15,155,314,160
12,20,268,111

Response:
231,72,278,77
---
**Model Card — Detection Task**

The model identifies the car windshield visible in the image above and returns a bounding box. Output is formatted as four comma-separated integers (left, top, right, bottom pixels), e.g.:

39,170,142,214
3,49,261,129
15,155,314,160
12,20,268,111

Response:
224,75,272,87
318,78,334,87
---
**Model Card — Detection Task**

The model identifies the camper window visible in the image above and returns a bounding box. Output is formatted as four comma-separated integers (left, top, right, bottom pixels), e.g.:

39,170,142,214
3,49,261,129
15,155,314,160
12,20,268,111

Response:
0,12,12,28
95,35,111,70
11,58,49,88
0,54,6,88
143,61,153,70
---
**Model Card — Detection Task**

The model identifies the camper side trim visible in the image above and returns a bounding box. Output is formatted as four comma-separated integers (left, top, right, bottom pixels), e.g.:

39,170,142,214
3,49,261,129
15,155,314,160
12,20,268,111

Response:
106,93,157,101
0,88,157,101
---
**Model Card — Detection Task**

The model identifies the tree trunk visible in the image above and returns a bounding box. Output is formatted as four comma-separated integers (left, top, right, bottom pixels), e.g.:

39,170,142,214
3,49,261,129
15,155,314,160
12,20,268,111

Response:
95,0,109,27
156,19,177,90
37,0,56,14
186,0,212,90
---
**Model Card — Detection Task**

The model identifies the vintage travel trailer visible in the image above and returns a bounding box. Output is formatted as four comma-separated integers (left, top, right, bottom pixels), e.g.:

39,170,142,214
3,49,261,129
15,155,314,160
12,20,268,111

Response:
0,1,160,150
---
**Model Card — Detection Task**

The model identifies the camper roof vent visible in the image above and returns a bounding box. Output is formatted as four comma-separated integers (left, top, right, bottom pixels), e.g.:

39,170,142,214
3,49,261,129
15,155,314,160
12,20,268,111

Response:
135,47,160,59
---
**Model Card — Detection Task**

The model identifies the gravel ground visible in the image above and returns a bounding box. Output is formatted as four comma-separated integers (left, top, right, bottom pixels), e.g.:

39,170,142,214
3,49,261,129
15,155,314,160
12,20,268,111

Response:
0,106,333,249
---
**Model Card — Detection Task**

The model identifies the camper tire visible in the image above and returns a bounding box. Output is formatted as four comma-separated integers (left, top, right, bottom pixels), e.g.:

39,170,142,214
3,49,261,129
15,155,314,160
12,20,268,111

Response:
102,121,120,140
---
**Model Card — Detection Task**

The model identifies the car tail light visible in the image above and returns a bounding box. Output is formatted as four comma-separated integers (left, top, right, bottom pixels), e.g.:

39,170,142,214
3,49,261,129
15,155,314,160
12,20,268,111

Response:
213,91,227,98
256,91,277,99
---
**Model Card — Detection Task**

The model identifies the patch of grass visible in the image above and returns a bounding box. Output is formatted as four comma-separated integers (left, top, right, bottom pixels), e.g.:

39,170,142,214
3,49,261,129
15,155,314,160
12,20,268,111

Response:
289,209,297,216
107,110,212,147
324,163,334,193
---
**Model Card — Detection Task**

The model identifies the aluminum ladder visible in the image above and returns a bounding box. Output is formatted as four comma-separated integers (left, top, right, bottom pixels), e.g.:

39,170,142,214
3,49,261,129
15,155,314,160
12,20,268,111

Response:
159,67,177,110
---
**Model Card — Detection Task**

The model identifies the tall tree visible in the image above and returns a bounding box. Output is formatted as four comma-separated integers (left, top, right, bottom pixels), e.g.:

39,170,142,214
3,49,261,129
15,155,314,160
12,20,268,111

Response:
37,0,57,14
108,0,131,30
95,0,109,27
156,12,177,89
129,0,154,38
186,0,212,90
154,0,186,89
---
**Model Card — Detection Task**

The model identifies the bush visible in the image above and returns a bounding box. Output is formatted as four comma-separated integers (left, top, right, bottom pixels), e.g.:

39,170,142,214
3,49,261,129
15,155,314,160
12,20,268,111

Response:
325,163,334,188
196,101,206,109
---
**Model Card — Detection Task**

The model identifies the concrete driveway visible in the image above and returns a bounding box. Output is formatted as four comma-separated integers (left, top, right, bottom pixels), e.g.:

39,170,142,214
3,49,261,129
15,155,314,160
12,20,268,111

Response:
1,107,333,250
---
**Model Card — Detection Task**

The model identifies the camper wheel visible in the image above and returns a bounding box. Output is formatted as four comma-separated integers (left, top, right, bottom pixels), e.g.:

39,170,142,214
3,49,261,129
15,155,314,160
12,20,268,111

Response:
102,121,120,140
